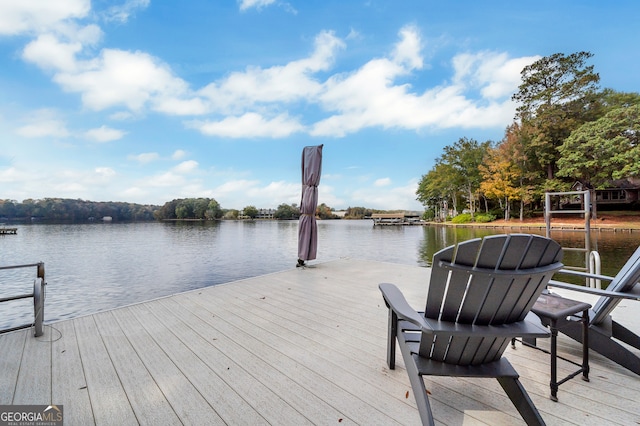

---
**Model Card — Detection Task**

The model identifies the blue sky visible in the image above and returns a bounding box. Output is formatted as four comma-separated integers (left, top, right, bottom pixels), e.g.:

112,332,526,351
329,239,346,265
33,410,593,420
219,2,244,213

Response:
1,1,638,211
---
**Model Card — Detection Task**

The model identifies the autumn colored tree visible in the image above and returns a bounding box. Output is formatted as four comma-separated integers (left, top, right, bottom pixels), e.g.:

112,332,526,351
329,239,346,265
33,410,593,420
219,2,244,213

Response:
480,144,519,220
316,203,334,219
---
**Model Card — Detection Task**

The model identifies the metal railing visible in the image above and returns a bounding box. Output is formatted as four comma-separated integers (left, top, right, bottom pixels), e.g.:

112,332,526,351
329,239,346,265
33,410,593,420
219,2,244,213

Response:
0,262,46,336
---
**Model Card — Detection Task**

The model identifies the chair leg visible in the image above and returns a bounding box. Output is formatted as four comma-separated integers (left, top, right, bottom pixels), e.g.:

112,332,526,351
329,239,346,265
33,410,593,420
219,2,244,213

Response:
612,320,640,351
583,325,640,376
387,309,397,369
404,354,436,426
581,310,589,382
549,320,558,401
497,377,546,426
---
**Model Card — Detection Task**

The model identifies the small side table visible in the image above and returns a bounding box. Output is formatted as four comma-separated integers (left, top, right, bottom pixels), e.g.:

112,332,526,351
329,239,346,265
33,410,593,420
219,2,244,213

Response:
522,293,591,401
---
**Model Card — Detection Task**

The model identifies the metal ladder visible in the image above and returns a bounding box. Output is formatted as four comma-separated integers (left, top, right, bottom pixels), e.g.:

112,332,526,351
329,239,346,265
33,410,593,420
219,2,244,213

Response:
545,191,601,288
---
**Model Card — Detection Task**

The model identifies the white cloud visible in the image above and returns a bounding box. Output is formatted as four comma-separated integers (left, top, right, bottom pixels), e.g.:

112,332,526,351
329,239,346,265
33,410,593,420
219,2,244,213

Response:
109,111,136,121
84,125,126,142
238,0,276,12
15,111,70,138
22,33,83,72
350,179,422,210
199,30,344,113
0,167,26,183
43,48,194,113
374,178,391,187
0,0,90,35
187,112,304,138
310,27,534,137
104,0,150,23
129,152,159,164
214,179,299,208
172,150,187,160
10,8,535,143
452,51,540,99
392,25,423,70
173,160,199,174
94,167,116,179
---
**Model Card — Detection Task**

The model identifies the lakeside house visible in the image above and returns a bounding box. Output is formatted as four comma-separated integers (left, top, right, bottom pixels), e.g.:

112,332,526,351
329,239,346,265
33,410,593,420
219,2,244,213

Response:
568,180,640,210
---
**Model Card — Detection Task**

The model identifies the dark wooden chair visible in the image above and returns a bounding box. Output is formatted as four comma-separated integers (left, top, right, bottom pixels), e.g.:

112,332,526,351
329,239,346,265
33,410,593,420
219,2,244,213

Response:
542,244,640,376
379,234,563,425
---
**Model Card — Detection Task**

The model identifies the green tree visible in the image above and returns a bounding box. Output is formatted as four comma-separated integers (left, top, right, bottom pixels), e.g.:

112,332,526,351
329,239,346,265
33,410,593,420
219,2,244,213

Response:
193,198,209,219
439,137,491,220
205,199,222,219
416,162,461,221
274,203,300,220
223,209,239,220
557,104,640,186
175,199,195,219
242,205,259,218
512,51,600,180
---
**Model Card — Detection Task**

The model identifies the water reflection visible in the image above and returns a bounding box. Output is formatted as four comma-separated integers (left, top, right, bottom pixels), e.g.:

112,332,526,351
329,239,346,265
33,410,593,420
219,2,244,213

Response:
417,225,640,278
1,220,639,330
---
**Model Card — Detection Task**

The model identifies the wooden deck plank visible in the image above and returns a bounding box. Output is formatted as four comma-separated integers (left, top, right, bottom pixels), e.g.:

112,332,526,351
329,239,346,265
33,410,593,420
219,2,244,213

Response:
158,296,347,424
73,315,139,425
0,330,25,404
1,259,639,425
174,291,407,425
146,299,314,425
180,280,508,425
127,303,268,425
113,306,225,425
51,321,94,425
92,311,182,425
13,327,51,404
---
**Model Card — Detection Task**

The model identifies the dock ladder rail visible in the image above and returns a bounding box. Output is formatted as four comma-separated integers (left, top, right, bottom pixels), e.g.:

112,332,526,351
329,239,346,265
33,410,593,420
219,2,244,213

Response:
0,262,46,337
545,190,601,287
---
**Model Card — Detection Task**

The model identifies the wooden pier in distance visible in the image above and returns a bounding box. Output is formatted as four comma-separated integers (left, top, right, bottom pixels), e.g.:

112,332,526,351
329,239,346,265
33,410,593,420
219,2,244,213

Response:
1,259,639,425
0,227,17,235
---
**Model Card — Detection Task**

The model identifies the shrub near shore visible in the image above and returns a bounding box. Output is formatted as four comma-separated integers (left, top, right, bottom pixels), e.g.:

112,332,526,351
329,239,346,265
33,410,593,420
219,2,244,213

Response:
443,212,640,230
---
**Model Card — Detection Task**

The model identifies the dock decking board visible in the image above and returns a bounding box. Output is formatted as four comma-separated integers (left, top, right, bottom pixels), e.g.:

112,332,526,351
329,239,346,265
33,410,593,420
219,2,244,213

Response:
1,259,639,425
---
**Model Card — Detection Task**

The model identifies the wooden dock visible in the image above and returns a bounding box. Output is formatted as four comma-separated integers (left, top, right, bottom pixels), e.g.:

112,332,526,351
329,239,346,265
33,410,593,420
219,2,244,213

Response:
1,259,639,425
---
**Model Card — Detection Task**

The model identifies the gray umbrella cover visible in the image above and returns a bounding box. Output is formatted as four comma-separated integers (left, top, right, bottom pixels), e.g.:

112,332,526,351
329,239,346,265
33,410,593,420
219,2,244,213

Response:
297,144,323,263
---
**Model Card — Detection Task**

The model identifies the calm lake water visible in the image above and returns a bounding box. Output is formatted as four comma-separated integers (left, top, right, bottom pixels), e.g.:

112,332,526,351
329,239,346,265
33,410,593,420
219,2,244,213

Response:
1,220,639,330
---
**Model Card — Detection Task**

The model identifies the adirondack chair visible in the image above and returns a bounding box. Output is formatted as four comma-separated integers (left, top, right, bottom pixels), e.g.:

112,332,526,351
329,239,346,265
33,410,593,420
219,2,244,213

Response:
379,234,563,426
542,244,640,376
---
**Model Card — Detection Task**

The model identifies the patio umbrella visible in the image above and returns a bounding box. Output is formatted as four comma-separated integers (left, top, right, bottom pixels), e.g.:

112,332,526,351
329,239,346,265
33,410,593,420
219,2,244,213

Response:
297,144,323,267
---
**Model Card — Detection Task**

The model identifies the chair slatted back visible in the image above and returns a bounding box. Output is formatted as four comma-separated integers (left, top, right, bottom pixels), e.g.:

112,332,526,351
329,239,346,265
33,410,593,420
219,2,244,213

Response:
421,234,563,365
592,245,640,324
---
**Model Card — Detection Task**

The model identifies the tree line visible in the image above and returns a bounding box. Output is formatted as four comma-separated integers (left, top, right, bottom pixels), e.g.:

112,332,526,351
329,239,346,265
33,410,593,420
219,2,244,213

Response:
0,198,376,222
0,198,158,222
416,51,640,221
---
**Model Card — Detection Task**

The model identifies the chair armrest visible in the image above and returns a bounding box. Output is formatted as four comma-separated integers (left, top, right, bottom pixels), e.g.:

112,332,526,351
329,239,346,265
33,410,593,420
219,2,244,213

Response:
548,280,640,300
379,283,431,331
422,315,550,338
556,268,614,282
